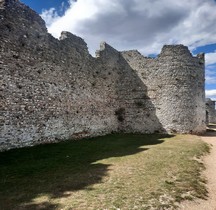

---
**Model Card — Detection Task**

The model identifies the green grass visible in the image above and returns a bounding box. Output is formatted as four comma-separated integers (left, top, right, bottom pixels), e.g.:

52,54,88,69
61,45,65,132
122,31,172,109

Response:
0,134,210,210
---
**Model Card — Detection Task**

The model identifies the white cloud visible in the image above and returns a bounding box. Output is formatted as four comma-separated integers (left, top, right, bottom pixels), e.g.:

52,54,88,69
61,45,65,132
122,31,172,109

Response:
206,67,216,82
40,0,74,26
206,75,216,85
205,51,216,65
40,0,216,55
205,52,216,89
40,8,60,26
206,89,216,96
206,89,216,99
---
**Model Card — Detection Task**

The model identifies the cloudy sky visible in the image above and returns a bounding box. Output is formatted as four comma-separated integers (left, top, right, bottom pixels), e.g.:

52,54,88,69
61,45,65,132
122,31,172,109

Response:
21,0,216,100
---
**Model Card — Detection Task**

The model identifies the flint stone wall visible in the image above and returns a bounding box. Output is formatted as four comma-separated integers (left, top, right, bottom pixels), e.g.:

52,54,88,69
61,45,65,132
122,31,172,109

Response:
0,0,206,151
206,98,216,124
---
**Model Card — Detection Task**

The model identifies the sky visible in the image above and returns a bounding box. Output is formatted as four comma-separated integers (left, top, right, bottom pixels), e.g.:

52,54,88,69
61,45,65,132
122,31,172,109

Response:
21,0,216,101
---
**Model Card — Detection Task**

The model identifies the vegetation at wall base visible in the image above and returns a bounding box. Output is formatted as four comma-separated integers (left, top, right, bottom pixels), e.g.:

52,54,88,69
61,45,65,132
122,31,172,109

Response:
0,134,209,210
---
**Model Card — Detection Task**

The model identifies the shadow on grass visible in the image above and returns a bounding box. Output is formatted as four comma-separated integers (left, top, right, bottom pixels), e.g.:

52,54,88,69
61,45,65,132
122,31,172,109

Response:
0,133,172,210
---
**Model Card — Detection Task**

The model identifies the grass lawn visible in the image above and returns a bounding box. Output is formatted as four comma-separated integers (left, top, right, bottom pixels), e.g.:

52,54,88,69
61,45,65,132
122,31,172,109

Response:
0,133,209,210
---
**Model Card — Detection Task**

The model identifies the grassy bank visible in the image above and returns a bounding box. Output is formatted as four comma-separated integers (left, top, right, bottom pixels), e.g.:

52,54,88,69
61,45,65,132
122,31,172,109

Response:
0,134,209,210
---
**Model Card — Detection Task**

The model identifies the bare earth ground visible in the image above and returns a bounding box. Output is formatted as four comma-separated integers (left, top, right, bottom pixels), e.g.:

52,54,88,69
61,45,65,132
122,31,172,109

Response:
180,125,216,210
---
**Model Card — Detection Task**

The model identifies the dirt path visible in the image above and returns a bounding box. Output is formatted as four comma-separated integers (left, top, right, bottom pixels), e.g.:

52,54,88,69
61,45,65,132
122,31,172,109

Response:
180,126,216,210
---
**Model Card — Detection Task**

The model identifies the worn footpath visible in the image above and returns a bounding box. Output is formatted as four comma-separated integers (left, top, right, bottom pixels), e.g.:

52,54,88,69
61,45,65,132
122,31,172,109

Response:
180,126,216,210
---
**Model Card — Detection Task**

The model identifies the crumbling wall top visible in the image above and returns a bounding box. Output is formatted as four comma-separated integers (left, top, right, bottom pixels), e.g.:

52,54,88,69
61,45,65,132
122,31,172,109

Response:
95,42,119,58
158,44,193,58
197,52,205,64
59,31,89,52
206,98,216,104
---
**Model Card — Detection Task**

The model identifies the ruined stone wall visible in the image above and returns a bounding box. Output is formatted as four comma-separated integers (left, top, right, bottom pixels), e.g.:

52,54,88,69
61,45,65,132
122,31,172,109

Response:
206,99,216,124
97,44,206,134
0,0,120,150
97,44,162,134
121,46,206,133
0,0,206,151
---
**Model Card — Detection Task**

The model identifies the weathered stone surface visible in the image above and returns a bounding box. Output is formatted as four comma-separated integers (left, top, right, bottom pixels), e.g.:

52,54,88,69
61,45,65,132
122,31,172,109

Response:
206,98,216,124
0,0,206,151
121,45,206,133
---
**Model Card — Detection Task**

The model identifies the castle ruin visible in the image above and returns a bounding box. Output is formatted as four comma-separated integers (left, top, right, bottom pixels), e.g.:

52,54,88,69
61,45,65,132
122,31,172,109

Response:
0,0,206,151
